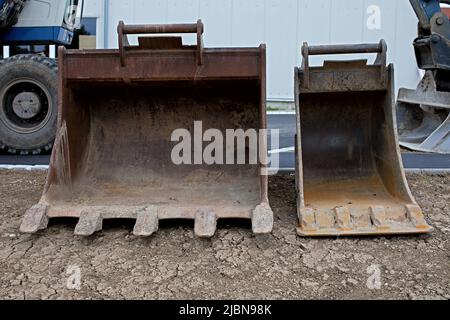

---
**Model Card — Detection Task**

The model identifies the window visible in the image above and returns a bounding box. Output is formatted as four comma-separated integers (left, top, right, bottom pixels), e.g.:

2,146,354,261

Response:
64,0,84,29
10,45,49,56
80,17,97,36
67,17,97,50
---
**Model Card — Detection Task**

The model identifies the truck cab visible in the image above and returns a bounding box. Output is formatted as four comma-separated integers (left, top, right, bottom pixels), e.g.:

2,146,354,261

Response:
0,0,83,46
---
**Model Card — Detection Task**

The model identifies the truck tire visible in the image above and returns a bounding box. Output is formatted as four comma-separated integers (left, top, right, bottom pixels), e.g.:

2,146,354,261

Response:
0,54,58,155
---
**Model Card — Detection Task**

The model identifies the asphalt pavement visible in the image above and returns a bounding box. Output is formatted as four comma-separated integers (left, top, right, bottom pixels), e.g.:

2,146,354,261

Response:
0,113,449,170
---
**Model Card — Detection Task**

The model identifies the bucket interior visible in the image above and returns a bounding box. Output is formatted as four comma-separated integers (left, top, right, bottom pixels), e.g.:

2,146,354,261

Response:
300,90,410,212
47,80,262,215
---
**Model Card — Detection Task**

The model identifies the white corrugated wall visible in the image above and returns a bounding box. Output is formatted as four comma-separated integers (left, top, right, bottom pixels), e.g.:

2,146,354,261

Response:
84,0,422,102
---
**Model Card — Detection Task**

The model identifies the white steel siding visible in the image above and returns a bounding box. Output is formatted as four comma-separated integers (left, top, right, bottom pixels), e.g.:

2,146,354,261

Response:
85,0,422,101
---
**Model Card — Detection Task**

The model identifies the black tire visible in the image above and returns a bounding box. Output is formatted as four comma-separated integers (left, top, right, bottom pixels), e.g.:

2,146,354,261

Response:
0,54,58,155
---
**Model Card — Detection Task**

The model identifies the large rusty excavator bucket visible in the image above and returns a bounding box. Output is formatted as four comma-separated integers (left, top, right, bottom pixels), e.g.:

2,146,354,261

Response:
295,41,433,237
20,21,273,238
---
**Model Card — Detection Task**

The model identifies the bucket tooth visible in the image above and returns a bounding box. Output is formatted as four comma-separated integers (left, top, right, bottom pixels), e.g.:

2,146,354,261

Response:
297,207,317,233
194,209,217,238
369,206,389,229
252,203,274,234
315,211,337,229
20,204,49,234
351,211,372,229
133,207,159,237
74,212,103,236
335,207,351,231
295,41,433,236
406,205,430,229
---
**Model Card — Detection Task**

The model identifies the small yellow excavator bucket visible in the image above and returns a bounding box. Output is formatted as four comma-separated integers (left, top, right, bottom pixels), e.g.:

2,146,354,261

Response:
295,41,433,237
20,21,273,237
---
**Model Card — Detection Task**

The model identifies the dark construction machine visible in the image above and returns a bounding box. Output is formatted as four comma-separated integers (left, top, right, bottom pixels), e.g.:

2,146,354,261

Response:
397,0,450,153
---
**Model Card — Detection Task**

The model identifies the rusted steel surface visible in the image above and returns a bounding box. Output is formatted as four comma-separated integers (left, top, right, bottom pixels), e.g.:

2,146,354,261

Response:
21,21,273,238
305,43,384,55
62,49,262,82
295,41,433,237
118,20,204,66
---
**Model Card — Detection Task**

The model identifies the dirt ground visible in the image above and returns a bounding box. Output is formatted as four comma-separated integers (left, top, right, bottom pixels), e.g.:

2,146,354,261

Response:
0,169,449,300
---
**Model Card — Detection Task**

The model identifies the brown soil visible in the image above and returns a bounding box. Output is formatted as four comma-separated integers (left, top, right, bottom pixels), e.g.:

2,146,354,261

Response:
0,170,449,300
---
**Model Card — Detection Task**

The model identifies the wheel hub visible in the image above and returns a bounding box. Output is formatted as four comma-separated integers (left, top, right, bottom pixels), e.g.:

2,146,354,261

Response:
12,92,41,119
0,78,52,134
